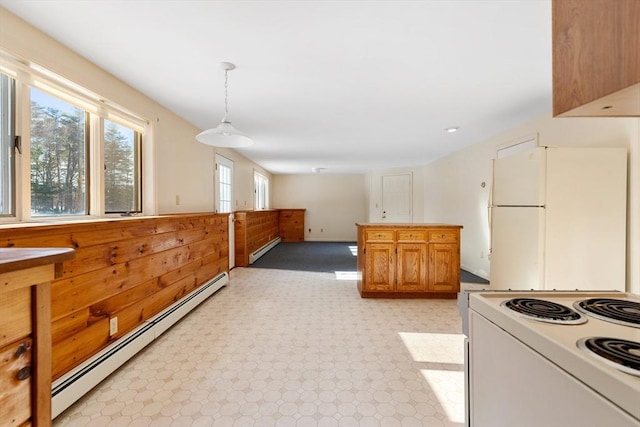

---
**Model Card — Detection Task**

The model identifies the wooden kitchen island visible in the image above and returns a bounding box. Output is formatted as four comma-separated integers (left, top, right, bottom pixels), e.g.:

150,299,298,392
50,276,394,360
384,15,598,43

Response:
0,247,75,427
356,223,462,298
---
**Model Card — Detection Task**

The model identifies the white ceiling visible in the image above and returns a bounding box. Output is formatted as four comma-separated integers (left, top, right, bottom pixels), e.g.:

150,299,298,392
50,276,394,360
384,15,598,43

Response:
0,0,552,174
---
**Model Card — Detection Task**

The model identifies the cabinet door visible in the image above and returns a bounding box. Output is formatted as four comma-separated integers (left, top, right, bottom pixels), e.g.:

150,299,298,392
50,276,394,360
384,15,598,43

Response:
0,339,32,427
428,243,459,292
396,243,427,292
364,243,395,292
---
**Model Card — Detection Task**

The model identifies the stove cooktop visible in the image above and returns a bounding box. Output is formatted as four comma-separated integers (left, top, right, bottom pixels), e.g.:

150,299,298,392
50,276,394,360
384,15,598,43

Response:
499,294,640,376
469,290,640,421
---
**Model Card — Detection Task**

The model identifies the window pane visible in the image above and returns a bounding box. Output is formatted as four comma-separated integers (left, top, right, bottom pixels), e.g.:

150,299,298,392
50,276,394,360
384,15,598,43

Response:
104,120,141,213
254,172,268,210
218,163,232,213
0,73,15,216
31,88,87,216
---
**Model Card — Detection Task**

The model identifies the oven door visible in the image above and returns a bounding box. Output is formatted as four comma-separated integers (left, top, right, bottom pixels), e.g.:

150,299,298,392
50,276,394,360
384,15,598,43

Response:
468,312,638,426
463,337,470,427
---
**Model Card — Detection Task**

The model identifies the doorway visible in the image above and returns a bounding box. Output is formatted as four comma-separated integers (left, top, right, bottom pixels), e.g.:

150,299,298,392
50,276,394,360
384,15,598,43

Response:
216,154,235,268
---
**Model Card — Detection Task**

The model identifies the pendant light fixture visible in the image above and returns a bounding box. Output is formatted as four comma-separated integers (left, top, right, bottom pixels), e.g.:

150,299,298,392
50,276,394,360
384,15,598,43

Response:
196,62,253,147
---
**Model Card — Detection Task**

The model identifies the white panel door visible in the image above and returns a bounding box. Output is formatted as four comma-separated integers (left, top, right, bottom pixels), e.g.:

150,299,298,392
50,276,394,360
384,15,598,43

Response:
490,206,544,290
381,173,412,223
492,147,546,206
216,154,234,269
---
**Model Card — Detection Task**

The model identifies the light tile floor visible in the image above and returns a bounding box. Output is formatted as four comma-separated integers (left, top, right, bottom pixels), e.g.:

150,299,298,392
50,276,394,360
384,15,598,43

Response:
54,267,485,427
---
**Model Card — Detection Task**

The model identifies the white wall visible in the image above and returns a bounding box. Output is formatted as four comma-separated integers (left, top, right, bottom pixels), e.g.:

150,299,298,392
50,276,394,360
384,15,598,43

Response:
0,8,269,216
420,113,640,294
272,174,366,241
366,167,425,223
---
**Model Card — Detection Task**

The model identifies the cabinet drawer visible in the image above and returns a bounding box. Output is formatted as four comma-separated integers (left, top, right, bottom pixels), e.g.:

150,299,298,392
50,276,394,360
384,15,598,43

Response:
0,339,32,427
428,230,458,243
397,230,427,241
365,230,395,241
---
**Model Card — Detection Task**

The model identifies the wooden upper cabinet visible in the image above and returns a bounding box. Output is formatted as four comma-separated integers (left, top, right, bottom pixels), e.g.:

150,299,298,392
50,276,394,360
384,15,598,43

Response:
552,0,640,116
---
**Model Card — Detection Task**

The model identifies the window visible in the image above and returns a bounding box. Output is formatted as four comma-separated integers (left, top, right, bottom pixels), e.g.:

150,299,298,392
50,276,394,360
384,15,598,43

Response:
216,154,233,213
0,53,148,222
104,119,141,213
0,73,15,216
254,171,269,210
30,88,88,216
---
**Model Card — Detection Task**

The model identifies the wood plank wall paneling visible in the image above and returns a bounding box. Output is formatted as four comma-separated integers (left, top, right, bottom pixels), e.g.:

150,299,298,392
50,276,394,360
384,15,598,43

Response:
0,214,229,380
234,210,280,267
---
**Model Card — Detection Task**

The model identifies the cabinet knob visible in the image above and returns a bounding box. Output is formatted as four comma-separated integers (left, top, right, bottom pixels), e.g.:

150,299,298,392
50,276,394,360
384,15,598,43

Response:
16,366,32,381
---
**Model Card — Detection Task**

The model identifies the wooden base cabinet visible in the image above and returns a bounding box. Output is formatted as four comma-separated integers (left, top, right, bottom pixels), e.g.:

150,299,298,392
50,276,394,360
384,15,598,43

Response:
364,242,396,292
0,248,75,427
397,243,427,292
357,224,462,298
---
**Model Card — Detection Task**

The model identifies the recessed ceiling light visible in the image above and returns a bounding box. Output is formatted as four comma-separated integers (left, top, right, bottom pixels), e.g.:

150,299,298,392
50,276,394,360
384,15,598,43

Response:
445,127,460,133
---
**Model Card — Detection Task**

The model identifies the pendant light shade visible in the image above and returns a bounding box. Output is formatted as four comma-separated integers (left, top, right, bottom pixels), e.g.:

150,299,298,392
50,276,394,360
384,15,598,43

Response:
196,62,253,147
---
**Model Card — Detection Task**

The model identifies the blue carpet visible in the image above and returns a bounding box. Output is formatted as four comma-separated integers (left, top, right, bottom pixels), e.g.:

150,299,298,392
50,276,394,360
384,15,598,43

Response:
249,242,357,273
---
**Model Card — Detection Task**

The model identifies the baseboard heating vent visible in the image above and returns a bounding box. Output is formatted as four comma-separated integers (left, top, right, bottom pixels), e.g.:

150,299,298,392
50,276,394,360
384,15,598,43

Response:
148,271,228,337
51,271,229,419
249,237,281,264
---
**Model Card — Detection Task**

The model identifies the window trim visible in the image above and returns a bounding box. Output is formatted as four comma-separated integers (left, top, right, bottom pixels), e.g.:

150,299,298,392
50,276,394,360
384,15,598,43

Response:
0,73,16,217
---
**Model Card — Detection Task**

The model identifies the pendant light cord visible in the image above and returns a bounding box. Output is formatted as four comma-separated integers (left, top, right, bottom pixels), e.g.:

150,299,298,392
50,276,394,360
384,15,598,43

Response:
223,69,229,121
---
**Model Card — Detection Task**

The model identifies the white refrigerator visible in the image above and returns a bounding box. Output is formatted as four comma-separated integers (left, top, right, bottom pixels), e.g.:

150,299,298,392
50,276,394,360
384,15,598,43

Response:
489,146,627,291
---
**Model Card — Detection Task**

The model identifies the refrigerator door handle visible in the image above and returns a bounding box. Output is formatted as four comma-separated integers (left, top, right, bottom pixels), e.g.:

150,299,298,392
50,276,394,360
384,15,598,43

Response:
488,182,493,256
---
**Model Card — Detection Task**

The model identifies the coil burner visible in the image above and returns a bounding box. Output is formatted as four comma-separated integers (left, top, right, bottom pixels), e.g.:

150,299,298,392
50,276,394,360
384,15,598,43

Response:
501,298,587,325
574,298,640,328
577,337,640,377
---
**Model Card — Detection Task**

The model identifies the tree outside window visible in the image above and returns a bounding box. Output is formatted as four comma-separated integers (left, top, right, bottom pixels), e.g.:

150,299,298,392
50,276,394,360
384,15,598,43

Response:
104,120,141,213
30,89,87,216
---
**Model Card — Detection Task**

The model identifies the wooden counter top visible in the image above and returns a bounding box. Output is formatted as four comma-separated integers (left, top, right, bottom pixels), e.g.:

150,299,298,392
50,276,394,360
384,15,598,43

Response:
0,247,75,275
356,223,463,228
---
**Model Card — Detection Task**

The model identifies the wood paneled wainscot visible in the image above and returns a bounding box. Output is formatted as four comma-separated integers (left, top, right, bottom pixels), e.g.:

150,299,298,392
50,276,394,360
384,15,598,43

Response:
234,210,280,267
0,214,228,384
278,209,305,242
0,247,75,427
356,224,462,298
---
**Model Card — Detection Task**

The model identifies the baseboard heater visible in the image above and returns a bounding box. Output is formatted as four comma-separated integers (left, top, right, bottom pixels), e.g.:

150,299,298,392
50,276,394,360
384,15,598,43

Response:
51,271,229,419
249,236,281,264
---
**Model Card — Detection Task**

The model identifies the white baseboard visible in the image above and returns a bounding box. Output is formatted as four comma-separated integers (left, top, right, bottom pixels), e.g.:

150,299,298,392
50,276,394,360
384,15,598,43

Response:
51,271,229,418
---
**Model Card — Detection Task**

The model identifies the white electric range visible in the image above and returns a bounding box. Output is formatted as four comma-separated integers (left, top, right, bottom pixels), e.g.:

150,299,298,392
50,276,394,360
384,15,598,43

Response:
461,290,640,427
